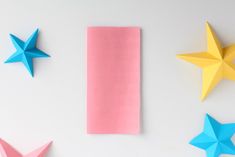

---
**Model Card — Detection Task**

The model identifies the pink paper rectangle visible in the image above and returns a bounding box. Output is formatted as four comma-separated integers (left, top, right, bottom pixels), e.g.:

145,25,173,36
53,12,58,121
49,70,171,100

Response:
87,27,140,134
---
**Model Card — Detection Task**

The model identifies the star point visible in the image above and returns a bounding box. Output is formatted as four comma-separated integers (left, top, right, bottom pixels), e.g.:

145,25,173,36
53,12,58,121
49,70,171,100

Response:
177,22,235,100
5,29,50,77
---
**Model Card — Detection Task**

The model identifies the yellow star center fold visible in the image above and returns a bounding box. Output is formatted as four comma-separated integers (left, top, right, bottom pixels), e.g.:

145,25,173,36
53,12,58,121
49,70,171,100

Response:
177,22,235,100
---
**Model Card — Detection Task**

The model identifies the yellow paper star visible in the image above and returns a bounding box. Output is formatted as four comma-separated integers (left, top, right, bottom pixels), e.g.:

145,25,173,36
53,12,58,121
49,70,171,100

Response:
177,22,235,100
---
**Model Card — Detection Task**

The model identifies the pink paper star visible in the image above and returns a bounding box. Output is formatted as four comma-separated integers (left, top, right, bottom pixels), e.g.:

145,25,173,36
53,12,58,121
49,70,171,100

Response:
0,139,52,157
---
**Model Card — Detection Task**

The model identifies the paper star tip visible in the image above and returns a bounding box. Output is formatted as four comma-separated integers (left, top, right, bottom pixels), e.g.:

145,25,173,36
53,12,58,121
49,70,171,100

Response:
4,60,9,63
200,91,209,101
34,29,39,34
9,34,15,39
27,68,34,77
177,53,190,58
47,141,53,146
205,114,210,119
206,21,211,27
176,54,182,58
189,139,194,145
176,54,187,60
200,96,206,101
205,114,215,122
9,33,19,39
40,141,52,148
30,73,34,77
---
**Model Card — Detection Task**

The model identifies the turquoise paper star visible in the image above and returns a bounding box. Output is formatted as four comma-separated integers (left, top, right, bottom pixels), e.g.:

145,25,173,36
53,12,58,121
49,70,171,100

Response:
190,114,235,157
5,29,50,77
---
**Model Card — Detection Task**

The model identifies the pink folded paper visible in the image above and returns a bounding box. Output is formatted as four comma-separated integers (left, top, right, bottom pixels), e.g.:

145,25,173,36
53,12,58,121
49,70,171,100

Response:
87,27,140,134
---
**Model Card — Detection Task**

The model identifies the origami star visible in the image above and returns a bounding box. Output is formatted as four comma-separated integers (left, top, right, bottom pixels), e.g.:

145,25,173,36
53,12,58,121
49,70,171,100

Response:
177,22,235,100
190,114,235,157
0,138,52,157
5,29,50,77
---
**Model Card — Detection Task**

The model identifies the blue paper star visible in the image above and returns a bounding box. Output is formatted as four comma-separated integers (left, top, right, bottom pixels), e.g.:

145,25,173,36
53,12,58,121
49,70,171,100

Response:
190,114,235,157
5,29,50,77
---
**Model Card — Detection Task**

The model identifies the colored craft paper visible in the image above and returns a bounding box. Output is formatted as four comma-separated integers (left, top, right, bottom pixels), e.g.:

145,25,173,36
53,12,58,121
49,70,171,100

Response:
0,138,52,157
87,27,140,134
190,114,235,157
177,22,235,100
5,29,50,77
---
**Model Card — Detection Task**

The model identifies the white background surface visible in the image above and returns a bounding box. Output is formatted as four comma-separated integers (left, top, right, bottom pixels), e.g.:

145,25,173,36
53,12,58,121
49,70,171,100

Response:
0,0,235,157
